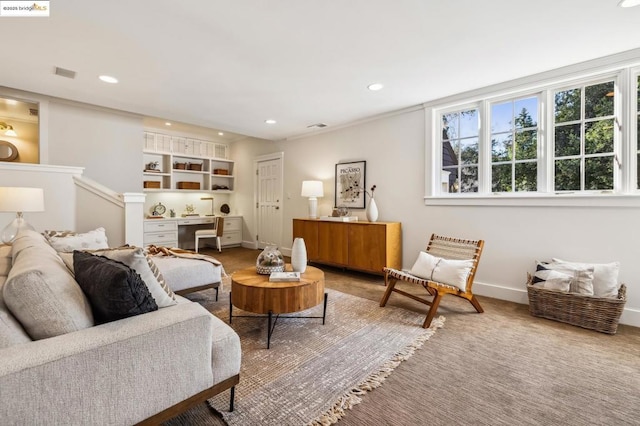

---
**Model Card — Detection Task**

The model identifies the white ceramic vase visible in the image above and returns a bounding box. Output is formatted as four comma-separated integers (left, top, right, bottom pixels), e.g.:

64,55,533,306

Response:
291,237,308,273
366,197,379,222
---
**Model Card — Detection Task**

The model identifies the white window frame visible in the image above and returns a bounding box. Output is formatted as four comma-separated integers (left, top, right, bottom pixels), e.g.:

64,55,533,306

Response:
424,53,640,207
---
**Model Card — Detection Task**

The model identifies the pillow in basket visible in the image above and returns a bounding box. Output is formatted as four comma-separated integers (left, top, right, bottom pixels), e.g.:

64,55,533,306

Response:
551,258,620,298
533,261,594,295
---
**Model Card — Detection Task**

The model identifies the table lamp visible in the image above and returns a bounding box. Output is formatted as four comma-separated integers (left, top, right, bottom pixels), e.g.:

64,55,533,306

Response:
0,187,45,244
301,180,323,219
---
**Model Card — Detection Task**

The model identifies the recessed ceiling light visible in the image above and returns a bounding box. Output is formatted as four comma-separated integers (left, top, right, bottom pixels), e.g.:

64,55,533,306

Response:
218,132,224,136
618,0,640,7
265,119,277,124
165,122,172,126
99,75,118,84
367,83,384,91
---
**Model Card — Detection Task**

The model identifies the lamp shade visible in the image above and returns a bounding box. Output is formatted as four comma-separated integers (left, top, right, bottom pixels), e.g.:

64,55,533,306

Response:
301,180,324,198
0,187,45,212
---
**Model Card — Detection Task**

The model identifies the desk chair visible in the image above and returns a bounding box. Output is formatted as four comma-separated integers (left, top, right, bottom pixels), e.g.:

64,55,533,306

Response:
195,216,224,253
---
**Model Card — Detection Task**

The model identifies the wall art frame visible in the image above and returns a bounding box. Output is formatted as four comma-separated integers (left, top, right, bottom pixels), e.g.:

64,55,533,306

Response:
335,160,366,209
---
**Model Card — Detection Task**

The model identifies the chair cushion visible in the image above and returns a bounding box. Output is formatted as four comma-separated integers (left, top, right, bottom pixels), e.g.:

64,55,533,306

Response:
0,276,32,349
410,251,473,290
73,251,158,324
151,256,222,293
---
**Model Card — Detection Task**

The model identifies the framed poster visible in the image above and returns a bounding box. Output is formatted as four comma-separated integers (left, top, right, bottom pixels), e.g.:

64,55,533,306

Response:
335,161,366,209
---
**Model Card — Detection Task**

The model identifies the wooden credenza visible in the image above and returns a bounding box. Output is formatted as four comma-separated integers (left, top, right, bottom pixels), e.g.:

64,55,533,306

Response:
292,219,402,275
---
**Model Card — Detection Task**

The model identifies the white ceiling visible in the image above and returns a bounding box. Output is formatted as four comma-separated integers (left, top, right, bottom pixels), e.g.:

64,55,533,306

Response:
1,0,640,141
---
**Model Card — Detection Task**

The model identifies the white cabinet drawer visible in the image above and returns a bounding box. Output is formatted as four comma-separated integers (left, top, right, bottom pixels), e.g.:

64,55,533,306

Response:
221,230,241,246
223,217,242,232
144,230,178,246
144,220,177,232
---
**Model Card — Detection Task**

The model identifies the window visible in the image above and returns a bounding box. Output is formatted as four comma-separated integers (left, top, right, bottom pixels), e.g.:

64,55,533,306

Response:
553,81,616,191
490,97,539,192
430,62,640,204
442,108,479,193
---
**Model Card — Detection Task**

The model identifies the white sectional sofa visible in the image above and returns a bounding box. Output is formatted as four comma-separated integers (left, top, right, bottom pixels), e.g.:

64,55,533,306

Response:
0,230,240,425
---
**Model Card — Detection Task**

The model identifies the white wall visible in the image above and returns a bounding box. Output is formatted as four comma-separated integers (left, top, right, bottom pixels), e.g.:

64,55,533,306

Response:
270,108,640,327
48,101,142,193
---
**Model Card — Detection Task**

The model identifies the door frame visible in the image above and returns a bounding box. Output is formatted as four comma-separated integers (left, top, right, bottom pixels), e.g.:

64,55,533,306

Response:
253,151,284,250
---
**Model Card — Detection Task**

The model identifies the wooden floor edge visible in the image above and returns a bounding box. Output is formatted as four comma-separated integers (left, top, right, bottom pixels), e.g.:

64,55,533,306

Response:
136,374,240,425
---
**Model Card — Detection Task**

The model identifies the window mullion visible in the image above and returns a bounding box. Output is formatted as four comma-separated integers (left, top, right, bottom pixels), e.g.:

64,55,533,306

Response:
541,89,553,192
479,100,491,194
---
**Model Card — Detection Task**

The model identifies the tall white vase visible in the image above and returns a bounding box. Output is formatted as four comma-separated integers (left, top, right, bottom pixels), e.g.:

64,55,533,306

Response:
291,237,308,273
366,197,379,222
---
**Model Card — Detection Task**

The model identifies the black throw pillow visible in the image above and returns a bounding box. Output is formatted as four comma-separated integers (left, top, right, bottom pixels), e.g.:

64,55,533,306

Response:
73,251,158,324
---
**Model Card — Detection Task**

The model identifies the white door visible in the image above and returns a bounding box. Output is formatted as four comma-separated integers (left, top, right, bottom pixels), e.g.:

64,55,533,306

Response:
255,154,283,249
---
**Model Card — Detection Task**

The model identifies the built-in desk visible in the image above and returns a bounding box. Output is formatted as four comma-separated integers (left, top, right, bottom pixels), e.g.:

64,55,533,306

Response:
143,215,242,249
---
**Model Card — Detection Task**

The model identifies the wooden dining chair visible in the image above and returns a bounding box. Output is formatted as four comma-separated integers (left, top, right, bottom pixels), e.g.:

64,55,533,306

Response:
195,216,225,253
380,233,485,328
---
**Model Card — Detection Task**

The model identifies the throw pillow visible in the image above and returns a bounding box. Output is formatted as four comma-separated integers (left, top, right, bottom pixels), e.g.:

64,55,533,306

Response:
409,251,440,280
532,263,573,292
60,247,176,308
409,251,473,290
73,251,158,324
45,227,109,253
533,261,594,295
551,258,620,298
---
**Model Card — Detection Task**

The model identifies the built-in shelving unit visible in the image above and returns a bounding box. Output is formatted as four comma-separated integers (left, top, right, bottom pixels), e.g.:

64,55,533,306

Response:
142,132,235,193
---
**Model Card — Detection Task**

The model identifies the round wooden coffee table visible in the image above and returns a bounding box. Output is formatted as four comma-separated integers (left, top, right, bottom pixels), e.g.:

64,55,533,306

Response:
230,265,328,348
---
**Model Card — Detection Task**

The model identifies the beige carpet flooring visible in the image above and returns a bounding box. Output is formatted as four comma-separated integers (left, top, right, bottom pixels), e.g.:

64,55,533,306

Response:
165,247,640,426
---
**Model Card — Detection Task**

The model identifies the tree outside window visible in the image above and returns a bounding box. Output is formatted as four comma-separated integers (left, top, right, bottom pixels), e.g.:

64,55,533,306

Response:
490,97,539,192
441,109,479,193
554,81,615,191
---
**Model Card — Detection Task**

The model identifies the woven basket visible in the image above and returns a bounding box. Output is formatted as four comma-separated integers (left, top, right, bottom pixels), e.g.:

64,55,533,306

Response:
526,274,626,334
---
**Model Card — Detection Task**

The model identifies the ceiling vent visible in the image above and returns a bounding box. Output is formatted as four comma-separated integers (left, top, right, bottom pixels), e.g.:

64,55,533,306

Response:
307,123,328,129
54,67,76,79
29,108,39,116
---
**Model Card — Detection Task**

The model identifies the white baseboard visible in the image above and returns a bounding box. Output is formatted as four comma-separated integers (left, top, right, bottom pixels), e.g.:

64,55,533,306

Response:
474,281,639,328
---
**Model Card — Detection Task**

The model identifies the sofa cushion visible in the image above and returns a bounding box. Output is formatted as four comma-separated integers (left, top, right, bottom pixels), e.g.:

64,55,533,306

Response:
0,276,31,349
73,251,158,324
4,231,94,340
45,227,109,252
60,247,177,308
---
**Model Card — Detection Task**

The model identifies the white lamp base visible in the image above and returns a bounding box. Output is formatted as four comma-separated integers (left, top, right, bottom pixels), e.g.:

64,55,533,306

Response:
308,197,318,219
1,212,34,244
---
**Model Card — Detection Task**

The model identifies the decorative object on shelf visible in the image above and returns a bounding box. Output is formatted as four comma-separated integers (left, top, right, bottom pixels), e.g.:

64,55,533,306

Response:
214,168,229,175
151,202,166,217
0,121,17,137
256,245,285,274
176,181,200,190
169,209,176,218
220,203,231,215
183,204,198,217
0,140,19,162
0,187,45,244
145,161,160,172
201,196,214,216
335,161,366,209
365,185,378,222
291,237,308,273
301,180,324,219
174,162,187,170
212,184,230,190
143,181,161,189
188,162,202,171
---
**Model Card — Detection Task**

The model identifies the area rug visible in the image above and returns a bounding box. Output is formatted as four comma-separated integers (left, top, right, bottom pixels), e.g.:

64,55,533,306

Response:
187,287,444,426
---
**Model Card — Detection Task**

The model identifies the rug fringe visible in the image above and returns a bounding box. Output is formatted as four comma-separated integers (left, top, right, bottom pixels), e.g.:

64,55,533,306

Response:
307,315,446,426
